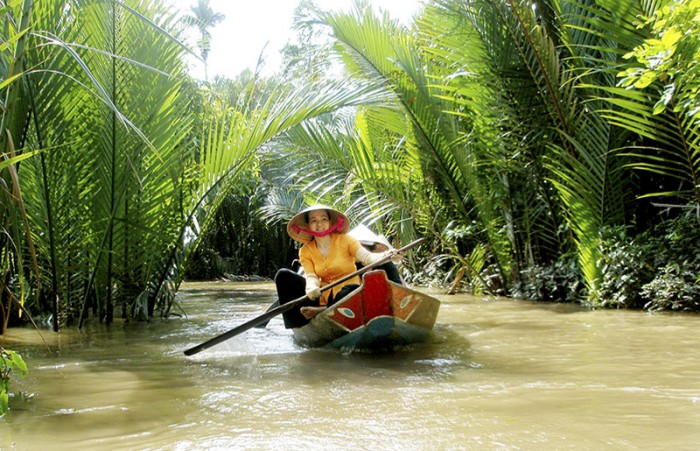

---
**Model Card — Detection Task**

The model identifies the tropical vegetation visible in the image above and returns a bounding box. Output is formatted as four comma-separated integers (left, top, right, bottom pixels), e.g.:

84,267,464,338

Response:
0,347,27,416
183,0,225,81
1,0,699,347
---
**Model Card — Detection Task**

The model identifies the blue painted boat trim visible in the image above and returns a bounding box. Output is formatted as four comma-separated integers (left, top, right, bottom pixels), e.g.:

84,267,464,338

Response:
325,316,431,350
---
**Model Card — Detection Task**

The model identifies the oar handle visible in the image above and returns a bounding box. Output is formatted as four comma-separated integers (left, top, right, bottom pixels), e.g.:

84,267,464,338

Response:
183,237,425,356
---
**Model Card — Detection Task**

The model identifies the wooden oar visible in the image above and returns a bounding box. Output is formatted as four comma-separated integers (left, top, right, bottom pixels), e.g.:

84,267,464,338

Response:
183,238,424,356
253,300,280,328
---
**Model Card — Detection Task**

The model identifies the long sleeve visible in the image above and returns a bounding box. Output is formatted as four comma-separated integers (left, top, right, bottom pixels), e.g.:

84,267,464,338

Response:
305,273,320,294
355,246,390,266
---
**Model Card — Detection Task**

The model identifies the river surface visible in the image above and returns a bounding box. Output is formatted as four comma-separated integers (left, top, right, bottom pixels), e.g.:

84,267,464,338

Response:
2,281,700,450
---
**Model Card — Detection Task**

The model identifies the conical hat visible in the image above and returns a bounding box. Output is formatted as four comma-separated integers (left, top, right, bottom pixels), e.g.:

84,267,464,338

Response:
287,204,350,243
348,224,392,252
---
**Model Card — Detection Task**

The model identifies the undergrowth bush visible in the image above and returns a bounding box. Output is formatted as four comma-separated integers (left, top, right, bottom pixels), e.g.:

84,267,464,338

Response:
641,214,700,311
598,214,700,312
403,214,697,313
511,253,585,303
642,264,700,311
597,226,655,309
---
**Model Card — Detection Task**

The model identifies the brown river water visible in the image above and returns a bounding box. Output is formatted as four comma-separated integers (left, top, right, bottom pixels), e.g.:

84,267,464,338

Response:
2,281,700,450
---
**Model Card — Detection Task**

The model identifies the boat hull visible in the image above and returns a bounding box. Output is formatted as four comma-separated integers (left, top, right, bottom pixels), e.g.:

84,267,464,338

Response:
292,270,440,350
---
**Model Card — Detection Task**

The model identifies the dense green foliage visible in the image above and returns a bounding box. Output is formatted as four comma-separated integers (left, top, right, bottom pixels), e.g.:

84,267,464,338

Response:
256,0,698,308
0,0,390,331
1,0,699,339
598,215,700,311
0,347,28,416
185,190,292,280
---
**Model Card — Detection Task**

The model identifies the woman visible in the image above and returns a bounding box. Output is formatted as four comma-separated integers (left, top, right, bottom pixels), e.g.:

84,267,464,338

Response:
275,205,396,329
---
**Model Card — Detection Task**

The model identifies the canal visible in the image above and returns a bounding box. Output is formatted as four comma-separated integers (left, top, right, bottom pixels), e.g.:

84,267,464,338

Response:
2,281,699,449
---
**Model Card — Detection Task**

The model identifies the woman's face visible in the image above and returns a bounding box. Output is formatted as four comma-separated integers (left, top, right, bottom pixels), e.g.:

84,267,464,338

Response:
308,210,330,233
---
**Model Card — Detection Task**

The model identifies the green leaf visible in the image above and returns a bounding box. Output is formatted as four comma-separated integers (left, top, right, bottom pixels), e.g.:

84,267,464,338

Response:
634,70,657,88
653,99,667,115
5,351,28,377
0,149,39,171
661,28,681,48
0,391,8,416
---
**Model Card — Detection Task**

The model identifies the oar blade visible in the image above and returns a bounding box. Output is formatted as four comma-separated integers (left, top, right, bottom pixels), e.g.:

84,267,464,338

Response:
183,297,306,356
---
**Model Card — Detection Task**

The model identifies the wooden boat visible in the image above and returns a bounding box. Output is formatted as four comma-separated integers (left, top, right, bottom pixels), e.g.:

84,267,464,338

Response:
292,269,441,350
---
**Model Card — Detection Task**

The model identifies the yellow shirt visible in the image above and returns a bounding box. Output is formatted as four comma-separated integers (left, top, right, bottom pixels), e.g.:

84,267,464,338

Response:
299,233,362,305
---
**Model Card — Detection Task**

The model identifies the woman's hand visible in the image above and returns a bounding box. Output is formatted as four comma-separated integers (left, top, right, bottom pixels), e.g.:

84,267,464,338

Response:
305,274,321,300
306,287,322,300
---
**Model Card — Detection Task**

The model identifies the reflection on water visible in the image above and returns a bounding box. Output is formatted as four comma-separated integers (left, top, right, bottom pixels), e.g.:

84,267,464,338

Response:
2,281,700,449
